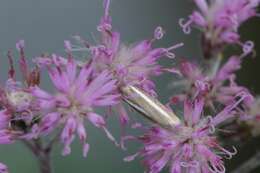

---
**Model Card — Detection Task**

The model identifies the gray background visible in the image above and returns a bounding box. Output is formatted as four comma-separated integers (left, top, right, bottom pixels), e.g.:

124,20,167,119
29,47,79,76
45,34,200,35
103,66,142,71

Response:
0,0,260,172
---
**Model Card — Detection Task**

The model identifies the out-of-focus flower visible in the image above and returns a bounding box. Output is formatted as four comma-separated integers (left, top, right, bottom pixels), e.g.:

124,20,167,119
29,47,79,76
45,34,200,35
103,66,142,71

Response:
0,163,8,173
179,0,258,56
169,53,253,111
0,40,40,142
236,96,260,136
124,97,248,173
2,41,40,112
31,50,120,156
0,41,39,171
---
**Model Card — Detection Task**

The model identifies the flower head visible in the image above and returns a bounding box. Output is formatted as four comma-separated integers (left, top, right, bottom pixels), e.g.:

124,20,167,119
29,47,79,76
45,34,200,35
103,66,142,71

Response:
170,54,253,110
179,0,258,56
91,31,183,96
31,52,120,156
124,98,246,173
0,40,40,142
235,96,260,136
73,0,183,96
64,0,183,130
0,41,40,171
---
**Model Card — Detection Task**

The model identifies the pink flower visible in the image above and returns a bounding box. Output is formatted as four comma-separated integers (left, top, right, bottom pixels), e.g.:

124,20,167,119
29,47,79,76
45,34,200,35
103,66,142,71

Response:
179,0,258,54
124,98,247,173
91,32,182,96
31,54,120,156
65,0,183,133
234,96,260,136
0,163,8,173
0,40,41,142
170,54,253,110
75,0,183,96
1,40,40,113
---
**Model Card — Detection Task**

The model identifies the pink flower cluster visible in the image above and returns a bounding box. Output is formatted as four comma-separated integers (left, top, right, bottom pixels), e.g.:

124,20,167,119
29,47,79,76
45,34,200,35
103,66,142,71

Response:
179,0,258,57
0,0,259,173
0,0,182,171
125,98,245,173
169,53,254,111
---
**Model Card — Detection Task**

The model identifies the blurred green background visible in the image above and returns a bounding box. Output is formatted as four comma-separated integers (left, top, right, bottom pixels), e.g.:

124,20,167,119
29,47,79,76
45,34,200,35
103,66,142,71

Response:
0,0,260,172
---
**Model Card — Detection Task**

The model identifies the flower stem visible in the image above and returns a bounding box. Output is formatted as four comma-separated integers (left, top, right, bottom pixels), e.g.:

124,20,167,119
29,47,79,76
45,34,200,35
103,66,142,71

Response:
38,151,52,173
204,52,223,78
22,139,53,173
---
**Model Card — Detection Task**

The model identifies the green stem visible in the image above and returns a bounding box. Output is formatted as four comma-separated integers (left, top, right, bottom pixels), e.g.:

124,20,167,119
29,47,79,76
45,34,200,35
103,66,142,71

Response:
23,139,53,173
210,53,223,77
204,52,223,78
